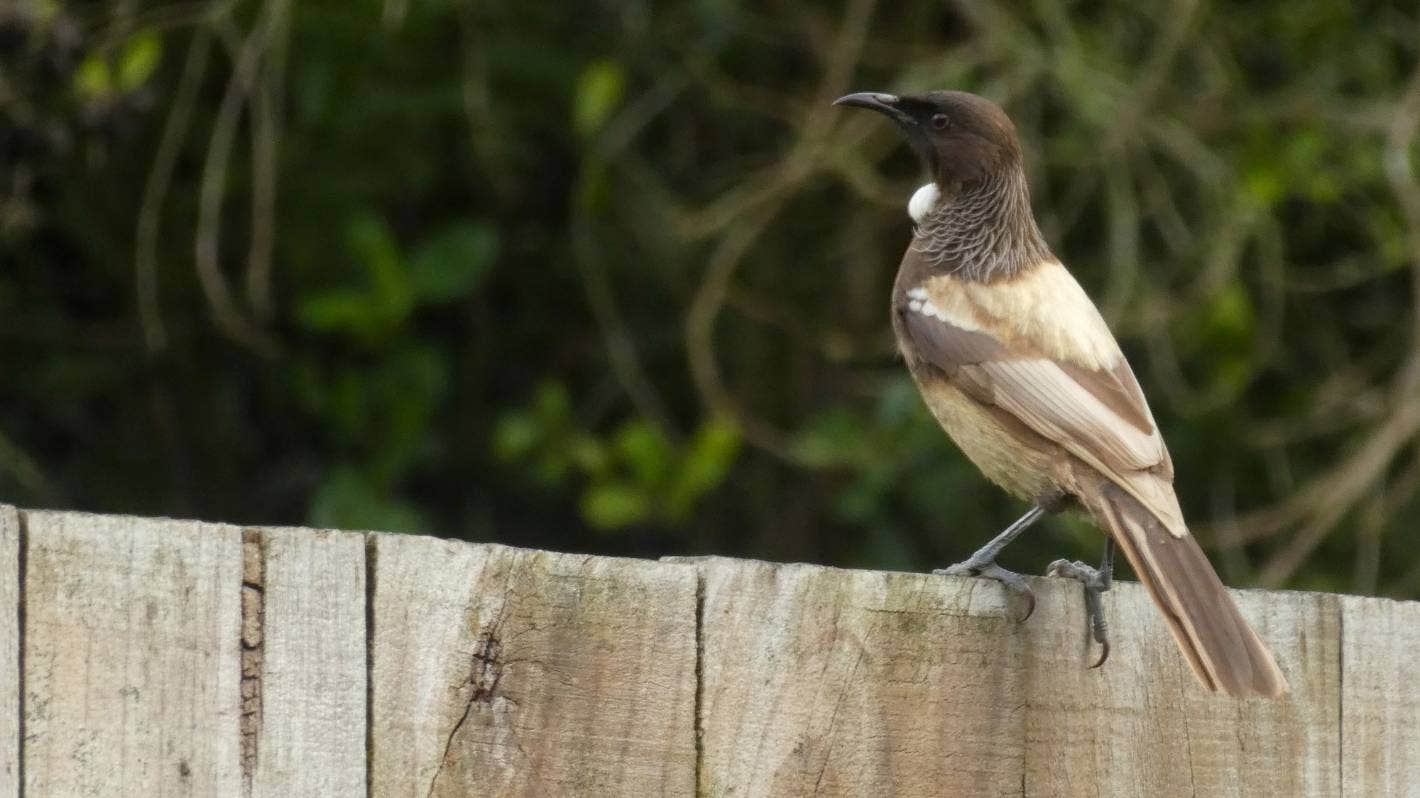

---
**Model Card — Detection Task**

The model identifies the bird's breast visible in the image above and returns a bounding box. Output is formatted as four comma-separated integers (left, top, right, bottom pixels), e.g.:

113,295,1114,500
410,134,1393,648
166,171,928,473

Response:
910,369,1060,502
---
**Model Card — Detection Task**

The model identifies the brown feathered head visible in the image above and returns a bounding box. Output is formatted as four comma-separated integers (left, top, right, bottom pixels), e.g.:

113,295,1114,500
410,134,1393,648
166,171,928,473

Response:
834,90,1023,187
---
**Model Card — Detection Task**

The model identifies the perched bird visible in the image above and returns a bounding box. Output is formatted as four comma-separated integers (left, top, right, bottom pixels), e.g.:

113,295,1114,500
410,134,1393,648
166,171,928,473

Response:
835,90,1287,698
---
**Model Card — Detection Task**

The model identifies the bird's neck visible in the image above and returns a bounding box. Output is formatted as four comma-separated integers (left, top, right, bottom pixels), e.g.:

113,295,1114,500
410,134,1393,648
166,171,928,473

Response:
910,167,1053,282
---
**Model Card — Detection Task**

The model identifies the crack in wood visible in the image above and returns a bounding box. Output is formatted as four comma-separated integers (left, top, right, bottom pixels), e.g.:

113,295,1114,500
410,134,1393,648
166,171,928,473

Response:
366,534,377,798
427,626,506,798
693,568,706,798
240,528,266,796
15,509,27,798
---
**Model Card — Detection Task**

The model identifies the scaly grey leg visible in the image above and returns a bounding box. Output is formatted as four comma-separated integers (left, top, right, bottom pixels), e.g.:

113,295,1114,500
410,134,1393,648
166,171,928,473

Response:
934,505,1047,620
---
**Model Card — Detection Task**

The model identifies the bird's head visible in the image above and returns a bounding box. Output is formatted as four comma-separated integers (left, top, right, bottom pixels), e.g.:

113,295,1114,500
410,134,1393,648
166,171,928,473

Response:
834,90,1022,189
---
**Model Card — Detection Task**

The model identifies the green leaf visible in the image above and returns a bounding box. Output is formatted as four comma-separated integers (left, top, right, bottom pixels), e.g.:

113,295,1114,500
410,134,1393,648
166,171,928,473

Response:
580,481,651,530
493,410,542,462
573,59,626,139
74,56,111,98
1205,283,1256,344
345,214,413,325
408,222,498,303
533,381,573,424
1241,165,1283,208
366,344,449,484
576,159,611,213
116,31,163,91
614,419,672,487
568,433,611,477
665,418,741,516
790,408,866,467
295,288,379,335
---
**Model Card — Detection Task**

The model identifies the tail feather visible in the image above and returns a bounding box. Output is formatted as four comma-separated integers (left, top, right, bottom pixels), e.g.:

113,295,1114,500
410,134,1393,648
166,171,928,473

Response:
1080,479,1289,698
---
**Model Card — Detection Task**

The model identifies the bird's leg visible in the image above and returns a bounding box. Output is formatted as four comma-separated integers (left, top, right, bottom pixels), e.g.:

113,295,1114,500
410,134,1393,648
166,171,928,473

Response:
1046,537,1115,668
934,505,1046,620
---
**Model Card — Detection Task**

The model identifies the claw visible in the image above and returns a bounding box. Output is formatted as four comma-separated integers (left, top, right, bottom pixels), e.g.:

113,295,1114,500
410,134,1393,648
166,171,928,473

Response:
1084,636,1107,667
934,561,1036,622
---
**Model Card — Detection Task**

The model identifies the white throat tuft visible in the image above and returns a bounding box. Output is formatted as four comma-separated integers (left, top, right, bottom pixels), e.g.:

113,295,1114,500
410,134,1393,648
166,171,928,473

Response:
908,182,940,224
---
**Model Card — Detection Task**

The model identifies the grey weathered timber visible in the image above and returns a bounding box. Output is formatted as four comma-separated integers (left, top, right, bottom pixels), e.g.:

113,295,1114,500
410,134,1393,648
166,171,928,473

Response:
0,507,17,798
1022,583,1342,797
1341,594,1420,797
369,534,697,798
250,526,367,796
693,557,1028,796
23,510,245,796
0,504,1417,797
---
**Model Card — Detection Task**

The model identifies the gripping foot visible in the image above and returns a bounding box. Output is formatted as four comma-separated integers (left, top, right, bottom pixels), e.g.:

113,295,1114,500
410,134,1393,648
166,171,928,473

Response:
1046,538,1115,668
935,559,1036,621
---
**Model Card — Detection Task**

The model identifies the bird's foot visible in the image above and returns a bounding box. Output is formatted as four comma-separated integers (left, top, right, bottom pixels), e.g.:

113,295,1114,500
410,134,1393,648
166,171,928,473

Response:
934,559,1035,622
1046,558,1112,668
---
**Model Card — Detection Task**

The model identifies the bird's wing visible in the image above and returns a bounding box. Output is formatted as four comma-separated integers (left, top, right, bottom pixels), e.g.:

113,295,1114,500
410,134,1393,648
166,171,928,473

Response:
899,265,1183,535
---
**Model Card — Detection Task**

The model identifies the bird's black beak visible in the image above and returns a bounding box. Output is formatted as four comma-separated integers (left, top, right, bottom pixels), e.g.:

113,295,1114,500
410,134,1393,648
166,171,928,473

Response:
833,92,914,126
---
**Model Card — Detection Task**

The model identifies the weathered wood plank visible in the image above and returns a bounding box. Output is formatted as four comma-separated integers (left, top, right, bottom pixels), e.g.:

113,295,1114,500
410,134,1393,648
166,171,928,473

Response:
0,507,18,798
693,557,1029,797
1023,579,1341,797
370,535,697,798
250,525,366,796
6,506,1419,796
23,510,244,796
1341,594,1420,797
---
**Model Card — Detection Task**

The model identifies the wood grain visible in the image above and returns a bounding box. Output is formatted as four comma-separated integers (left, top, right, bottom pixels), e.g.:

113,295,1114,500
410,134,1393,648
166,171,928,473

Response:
369,535,697,798
692,556,1030,797
1023,579,1341,797
22,510,244,796
249,525,367,796
1341,594,1420,797
0,507,17,798
0,507,1416,796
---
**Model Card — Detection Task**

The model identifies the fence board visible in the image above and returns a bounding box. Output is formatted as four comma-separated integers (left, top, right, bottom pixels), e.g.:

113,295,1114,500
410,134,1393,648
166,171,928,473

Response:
692,557,1029,797
0,507,16,798
250,526,367,796
0,505,1416,796
369,535,697,798
1341,594,1420,797
22,510,244,796
1022,581,1341,797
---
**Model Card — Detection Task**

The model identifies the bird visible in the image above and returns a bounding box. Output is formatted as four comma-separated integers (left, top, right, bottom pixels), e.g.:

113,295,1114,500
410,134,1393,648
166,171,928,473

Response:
834,89,1288,698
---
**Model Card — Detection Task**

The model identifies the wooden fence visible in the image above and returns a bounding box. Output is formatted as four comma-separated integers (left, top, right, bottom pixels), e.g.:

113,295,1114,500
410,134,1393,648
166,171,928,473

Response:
0,505,1415,796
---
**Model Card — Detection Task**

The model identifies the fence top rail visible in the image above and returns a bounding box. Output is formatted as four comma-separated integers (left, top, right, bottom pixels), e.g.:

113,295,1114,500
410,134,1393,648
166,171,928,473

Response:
1,505,1415,797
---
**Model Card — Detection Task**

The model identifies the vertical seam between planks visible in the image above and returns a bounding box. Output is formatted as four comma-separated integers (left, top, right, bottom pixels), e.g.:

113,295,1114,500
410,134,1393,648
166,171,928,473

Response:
15,510,27,798
365,534,377,798
239,528,267,797
693,567,705,798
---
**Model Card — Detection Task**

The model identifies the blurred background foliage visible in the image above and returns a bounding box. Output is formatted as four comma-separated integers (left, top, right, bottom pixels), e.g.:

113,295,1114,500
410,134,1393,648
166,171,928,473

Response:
3,0,1420,598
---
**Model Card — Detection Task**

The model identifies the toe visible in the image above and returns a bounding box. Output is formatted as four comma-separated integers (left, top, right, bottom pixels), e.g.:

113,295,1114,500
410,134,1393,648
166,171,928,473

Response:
1089,639,1111,669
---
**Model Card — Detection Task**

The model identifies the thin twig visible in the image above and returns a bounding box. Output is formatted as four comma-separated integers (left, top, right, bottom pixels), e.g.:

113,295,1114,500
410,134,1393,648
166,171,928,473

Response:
195,2,278,355
136,29,213,353
245,0,291,319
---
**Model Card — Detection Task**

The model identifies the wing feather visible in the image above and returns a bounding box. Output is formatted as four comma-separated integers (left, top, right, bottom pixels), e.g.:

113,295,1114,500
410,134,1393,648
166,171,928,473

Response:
898,273,1185,534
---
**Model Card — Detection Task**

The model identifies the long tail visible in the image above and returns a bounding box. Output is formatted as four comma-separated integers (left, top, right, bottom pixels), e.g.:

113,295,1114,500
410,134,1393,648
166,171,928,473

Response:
1078,479,1289,698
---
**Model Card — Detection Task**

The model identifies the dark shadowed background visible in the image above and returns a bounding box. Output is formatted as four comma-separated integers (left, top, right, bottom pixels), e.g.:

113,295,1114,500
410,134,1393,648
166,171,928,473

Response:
4,0,1419,598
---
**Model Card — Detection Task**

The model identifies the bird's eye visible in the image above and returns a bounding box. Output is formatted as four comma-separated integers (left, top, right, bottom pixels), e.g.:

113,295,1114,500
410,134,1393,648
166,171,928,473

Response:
931,113,950,130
